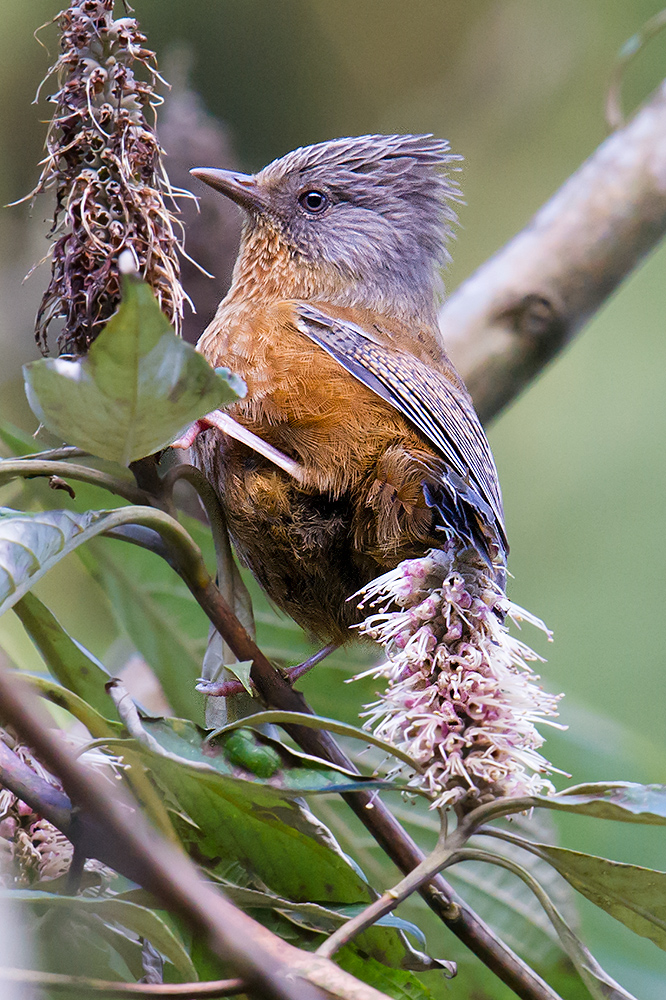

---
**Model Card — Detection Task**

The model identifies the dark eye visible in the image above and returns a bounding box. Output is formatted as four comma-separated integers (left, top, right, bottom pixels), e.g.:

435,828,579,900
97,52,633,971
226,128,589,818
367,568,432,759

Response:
298,189,329,214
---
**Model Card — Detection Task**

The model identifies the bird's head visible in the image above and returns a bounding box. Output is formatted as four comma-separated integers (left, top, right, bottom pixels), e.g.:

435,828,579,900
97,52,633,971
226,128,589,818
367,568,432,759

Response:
192,134,461,324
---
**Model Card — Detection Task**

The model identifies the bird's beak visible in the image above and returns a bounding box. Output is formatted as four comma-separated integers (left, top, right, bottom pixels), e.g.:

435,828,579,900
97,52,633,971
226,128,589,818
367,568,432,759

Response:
190,167,266,213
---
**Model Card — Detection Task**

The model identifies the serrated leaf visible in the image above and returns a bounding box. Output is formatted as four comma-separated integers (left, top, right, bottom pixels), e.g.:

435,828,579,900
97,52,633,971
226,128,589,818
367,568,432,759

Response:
12,591,119,719
5,891,196,980
541,782,666,824
532,843,666,951
23,276,243,465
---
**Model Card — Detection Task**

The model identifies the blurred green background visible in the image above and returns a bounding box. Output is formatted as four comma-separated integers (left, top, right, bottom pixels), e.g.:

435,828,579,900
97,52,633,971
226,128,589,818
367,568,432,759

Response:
1,1,666,996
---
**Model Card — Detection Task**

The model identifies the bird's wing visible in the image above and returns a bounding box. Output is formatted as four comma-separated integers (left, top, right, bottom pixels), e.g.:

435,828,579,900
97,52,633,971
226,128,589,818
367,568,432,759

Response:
293,302,508,561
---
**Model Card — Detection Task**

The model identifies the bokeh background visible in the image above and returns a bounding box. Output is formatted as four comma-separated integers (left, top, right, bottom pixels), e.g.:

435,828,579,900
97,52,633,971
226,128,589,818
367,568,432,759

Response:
1,2,666,997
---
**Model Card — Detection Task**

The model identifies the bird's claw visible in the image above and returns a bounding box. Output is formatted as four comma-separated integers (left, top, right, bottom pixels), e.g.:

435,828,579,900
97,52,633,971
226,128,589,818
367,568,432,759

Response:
280,643,339,684
195,676,253,697
171,417,214,450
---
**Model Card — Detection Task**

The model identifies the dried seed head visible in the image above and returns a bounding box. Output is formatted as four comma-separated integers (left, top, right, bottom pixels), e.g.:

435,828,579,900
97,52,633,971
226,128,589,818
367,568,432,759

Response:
0,728,122,886
28,0,188,355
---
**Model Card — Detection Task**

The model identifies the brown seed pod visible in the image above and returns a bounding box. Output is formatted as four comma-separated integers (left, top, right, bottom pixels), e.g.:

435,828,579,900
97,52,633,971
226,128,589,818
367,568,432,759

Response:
28,1,188,355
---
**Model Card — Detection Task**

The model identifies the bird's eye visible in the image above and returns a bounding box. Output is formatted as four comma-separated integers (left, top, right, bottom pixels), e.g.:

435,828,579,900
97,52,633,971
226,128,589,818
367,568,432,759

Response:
298,189,329,215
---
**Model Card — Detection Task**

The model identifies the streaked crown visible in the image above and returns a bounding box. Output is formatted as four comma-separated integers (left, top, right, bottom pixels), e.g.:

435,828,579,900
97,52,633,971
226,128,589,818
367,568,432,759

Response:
193,134,462,323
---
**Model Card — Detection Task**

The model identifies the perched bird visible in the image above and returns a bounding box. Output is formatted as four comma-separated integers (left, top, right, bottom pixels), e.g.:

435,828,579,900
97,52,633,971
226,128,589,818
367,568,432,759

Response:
190,134,507,647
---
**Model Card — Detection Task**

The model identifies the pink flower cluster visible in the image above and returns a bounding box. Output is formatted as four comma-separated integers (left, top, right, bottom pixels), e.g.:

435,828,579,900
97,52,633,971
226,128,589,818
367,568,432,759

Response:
353,543,564,810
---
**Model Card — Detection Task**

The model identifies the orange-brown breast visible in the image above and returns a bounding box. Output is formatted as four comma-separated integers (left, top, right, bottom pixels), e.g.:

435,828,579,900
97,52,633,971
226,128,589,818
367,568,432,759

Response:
194,297,454,640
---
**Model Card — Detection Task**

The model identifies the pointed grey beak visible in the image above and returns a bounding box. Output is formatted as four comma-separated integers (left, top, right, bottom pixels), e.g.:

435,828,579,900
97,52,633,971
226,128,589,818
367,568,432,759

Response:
190,167,266,213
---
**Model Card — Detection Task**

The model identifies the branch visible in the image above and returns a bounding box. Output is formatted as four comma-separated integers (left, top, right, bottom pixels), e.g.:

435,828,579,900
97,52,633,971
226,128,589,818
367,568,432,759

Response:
178,571,562,1000
0,969,245,998
0,738,72,832
440,79,666,421
0,459,153,507
97,515,561,999
0,667,390,1000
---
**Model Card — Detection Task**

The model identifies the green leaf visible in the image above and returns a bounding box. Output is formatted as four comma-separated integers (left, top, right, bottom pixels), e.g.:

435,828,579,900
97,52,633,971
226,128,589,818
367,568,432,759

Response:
12,591,119,719
538,890,638,1000
0,507,116,617
223,659,254,695
455,812,580,967
0,422,38,458
22,673,121,737
23,276,244,465
102,714,391,797
541,782,666,824
531,843,666,951
119,882,439,965
5,891,196,981
79,539,206,724
454,847,639,1000
212,711,421,773
96,718,431,970
336,949,442,999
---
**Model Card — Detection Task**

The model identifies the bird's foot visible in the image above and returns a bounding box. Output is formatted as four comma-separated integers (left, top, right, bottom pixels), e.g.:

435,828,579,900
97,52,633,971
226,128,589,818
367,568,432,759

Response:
171,418,210,450
281,643,339,684
195,676,254,697
195,644,338,696
171,410,305,483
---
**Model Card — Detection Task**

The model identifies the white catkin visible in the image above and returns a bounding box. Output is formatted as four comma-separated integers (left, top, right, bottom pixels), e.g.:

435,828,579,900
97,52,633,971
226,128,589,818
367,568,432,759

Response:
353,542,564,810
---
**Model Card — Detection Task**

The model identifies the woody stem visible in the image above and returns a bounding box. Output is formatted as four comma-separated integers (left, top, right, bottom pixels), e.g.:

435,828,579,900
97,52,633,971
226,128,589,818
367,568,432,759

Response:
442,77,666,422
153,546,561,1000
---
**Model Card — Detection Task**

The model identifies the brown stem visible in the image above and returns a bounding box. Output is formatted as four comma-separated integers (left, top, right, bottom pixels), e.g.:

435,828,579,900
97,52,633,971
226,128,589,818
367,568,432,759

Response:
441,79,666,422
80,474,560,997
188,578,562,1000
0,968,245,997
0,738,72,832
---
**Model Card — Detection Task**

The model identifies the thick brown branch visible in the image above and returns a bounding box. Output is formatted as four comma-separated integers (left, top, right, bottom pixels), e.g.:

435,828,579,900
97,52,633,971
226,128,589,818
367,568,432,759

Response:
0,668,367,1000
440,79,666,421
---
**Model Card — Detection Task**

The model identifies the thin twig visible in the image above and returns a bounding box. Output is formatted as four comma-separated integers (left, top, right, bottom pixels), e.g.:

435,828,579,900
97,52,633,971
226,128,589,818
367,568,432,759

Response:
0,968,245,997
92,514,561,997
0,738,72,832
441,78,666,422
1,465,561,996
0,459,153,506
316,825,465,961
12,445,89,461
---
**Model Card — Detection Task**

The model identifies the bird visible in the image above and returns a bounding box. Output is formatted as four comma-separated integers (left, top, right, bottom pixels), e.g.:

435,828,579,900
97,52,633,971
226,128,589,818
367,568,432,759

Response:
189,134,508,653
